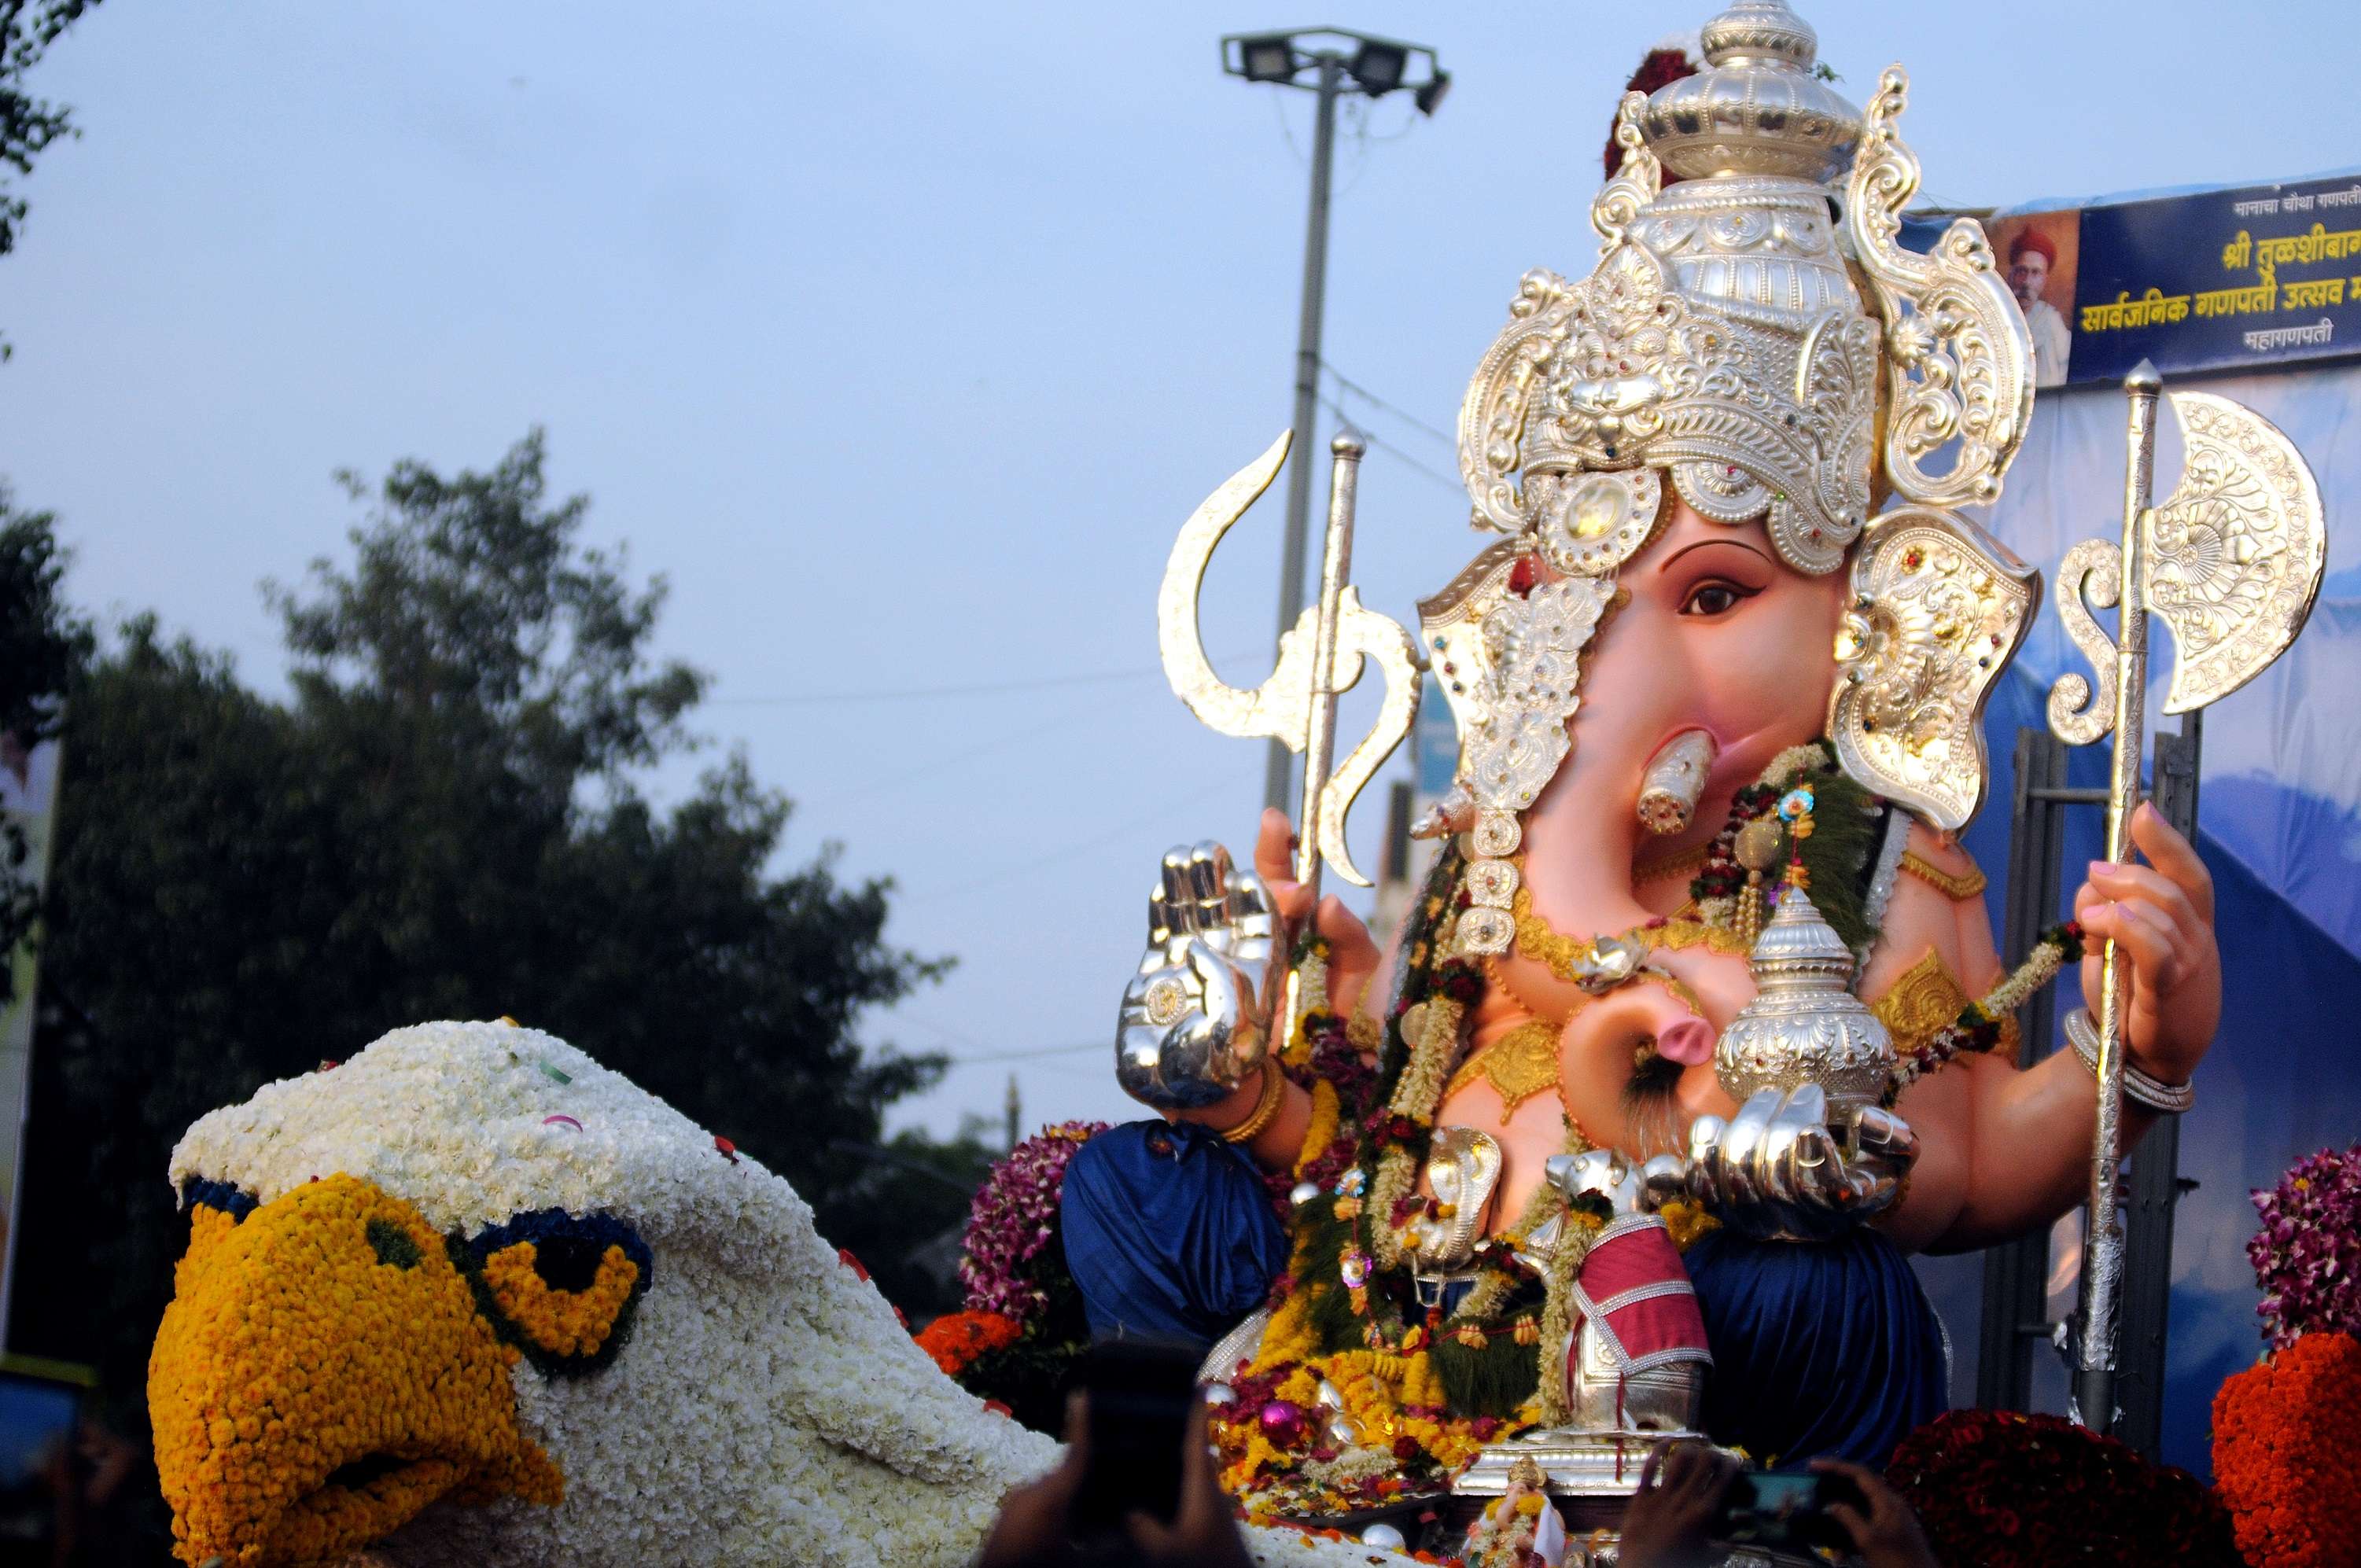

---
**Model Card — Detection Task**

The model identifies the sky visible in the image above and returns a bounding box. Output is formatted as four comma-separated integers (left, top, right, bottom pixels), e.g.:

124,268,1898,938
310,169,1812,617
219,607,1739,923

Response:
4,1,2359,1143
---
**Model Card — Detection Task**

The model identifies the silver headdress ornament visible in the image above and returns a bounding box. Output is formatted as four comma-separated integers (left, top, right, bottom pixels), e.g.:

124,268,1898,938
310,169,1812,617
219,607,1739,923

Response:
1431,0,2042,953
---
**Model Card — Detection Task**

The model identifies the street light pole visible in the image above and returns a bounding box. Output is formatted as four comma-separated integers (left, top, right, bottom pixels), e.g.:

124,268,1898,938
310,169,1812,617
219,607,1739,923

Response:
1221,28,1448,815
1268,53,1343,814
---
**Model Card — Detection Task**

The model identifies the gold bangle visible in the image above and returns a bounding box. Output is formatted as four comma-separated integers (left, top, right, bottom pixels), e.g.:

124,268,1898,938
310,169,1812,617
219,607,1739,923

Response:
1220,1059,1286,1144
1899,850,1987,901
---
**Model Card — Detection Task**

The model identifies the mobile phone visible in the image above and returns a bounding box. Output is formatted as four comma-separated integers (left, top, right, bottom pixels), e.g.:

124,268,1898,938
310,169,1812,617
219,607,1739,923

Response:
1067,1338,1201,1538
1715,1467,1865,1552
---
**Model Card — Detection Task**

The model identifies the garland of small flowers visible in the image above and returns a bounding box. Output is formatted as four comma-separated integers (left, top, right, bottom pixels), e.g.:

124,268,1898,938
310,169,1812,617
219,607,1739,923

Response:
2246,1140,2361,1348
2212,1331,2361,1568
1690,743,1858,932
1882,921,2086,1100
935,1120,1108,1432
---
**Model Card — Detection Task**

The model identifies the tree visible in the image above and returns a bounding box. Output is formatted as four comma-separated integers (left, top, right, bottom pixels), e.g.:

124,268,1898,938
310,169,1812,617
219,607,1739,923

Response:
12,433,950,1444
0,0,101,352
0,497,88,1003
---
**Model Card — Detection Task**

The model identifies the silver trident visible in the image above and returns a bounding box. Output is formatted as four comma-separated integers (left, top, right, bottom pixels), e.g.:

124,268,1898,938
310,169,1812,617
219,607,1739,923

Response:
1157,432,1424,1004
2048,359,2326,1432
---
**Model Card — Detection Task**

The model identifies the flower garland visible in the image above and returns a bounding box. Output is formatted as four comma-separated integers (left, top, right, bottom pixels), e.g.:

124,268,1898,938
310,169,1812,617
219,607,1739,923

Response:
912,1309,1023,1378
2247,1141,2361,1348
1885,1408,2238,1568
2212,1330,2361,1568
1882,920,2085,1099
957,1121,1107,1322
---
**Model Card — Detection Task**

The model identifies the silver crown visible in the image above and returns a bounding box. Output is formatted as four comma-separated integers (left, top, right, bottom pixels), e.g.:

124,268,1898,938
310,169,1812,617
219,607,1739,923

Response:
1713,882,1895,1115
1641,0,1862,182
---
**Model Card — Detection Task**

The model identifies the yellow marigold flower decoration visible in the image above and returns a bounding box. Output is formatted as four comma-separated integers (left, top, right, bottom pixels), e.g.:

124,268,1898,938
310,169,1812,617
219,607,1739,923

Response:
481,1242,641,1360
149,1174,563,1568
1292,1080,1342,1176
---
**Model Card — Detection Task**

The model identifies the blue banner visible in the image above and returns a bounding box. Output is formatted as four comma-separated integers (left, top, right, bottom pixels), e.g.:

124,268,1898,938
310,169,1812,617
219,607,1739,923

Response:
1987,173,2361,389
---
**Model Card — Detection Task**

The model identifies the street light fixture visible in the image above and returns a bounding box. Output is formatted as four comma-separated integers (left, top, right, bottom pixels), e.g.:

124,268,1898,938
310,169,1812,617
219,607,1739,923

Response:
1350,39,1409,95
1217,25,1447,813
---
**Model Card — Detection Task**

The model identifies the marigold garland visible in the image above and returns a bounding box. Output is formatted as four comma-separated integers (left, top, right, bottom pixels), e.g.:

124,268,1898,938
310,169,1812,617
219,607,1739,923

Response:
912,1309,1024,1378
1294,1079,1343,1176
2212,1331,2361,1567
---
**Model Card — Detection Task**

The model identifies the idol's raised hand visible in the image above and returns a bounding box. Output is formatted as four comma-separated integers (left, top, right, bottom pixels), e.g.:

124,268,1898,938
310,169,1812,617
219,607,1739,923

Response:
2071,801,2221,1086
1114,843,1278,1110
1250,807,1383,1019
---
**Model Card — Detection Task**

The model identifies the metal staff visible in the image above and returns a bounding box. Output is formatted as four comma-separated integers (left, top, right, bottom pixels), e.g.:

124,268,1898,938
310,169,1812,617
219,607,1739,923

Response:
2050,359,2327,1430
2070,363,2160,1432
1155,429,1423,1010
1293,433,1365,907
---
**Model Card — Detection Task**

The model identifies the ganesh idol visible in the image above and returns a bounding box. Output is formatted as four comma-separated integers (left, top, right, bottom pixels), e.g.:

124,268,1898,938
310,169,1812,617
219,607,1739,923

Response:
1056,0,2220,1524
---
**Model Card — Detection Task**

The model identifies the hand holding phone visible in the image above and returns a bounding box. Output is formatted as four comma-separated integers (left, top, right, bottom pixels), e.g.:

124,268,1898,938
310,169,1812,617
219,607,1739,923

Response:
1809,1457,1940,1568
974,1339,1250,1568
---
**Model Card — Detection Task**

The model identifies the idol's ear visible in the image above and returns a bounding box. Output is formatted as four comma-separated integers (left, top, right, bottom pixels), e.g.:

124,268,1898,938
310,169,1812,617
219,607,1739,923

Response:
1825,507,2039,830
1843,65,2035,511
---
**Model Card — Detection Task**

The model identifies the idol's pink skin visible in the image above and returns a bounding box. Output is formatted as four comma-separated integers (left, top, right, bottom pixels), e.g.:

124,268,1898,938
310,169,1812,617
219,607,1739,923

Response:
1200,495,2223,1256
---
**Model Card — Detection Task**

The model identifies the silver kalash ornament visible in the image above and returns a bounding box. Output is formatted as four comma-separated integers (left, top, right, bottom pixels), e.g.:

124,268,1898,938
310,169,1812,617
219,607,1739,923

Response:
1714,882,1895,1118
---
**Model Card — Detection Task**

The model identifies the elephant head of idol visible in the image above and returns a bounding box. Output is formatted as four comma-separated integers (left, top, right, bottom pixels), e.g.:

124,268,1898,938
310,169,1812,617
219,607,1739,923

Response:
1425,0,2042,963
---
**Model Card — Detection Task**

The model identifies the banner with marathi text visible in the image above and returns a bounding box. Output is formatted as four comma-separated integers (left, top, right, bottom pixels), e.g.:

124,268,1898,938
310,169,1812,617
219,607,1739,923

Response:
1983,171,2361,389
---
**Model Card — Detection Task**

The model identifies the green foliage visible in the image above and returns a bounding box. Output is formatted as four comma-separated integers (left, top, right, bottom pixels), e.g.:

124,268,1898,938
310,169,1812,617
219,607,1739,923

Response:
12,433,950,1436
0,496,89,742
0,0,101,353
834,1118,1003,1321
0,499,89,1007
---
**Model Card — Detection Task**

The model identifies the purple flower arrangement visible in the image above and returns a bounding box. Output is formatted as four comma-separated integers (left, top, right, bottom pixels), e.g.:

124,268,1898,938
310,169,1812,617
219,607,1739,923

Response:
957,1121,1107,1324
2249,1141,2361,1349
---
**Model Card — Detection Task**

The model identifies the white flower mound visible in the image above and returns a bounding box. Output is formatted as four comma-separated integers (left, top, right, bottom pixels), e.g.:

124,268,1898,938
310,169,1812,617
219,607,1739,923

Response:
171,1021,1399,1568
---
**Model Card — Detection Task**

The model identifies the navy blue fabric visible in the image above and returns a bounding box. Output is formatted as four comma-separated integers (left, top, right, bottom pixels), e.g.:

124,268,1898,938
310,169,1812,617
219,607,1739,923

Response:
1685,1228,1947,1467
1059,1120,1289,1349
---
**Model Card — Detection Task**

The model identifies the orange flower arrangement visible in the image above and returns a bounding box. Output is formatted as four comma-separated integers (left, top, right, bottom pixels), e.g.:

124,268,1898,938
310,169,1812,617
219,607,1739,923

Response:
2212,1331,2361,1568
913,1309,1022,1378
149,1175,563,1568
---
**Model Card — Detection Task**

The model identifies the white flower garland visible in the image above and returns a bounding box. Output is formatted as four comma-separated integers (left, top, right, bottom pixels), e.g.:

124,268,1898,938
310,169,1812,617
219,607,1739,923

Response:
169,1021,1401,1568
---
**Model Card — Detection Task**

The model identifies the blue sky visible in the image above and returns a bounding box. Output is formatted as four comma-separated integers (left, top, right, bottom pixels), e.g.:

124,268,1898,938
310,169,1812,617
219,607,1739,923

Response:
5,1,2358,1139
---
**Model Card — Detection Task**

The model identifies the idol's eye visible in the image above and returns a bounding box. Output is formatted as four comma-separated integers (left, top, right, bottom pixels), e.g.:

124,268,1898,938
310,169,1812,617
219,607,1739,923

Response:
1679,579,1760,618
453,1210,654,1375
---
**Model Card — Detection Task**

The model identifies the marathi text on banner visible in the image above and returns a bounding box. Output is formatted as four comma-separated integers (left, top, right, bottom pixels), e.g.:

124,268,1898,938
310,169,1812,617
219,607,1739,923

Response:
2050,173,2361,385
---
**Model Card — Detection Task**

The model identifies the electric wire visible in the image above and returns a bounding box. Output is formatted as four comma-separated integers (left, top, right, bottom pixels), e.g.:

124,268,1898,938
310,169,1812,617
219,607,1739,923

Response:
713,662,1177,706
1317,395,1463,497
1322,360,1456,448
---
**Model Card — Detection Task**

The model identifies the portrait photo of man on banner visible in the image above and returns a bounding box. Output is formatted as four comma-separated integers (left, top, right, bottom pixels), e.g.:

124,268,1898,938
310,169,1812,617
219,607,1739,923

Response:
1990,210,2080,388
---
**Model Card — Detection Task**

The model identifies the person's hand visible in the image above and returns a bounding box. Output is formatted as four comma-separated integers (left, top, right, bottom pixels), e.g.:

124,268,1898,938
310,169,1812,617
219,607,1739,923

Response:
976,1396,1090,1568
976,1394,1253,1568
1124,1400,1253,1568
2072,801,2220,1085
1618,1438,1734,1568
1252,807,1381,1019
1810,1459,1938,1568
